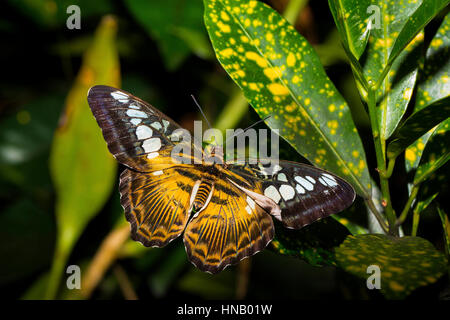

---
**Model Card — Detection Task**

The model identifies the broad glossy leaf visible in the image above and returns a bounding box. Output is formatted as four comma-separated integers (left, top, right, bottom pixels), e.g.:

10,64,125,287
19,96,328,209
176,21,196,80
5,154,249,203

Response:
124,0,208,70
387,98,450,159
328,0,371,60
336,234,447,299
389,14,450,160
361,0,424,140
204,0,371,197
415,13,450,110
270,218,350,267
387,0,450,70
413,119,450,185
47,16,120,298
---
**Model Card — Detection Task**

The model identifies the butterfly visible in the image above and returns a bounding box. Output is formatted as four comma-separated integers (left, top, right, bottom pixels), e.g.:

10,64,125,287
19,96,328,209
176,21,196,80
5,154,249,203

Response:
87,85,356,274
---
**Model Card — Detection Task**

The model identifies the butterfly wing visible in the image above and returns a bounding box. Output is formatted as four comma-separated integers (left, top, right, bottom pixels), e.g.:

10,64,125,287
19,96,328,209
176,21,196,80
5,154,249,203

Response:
226,160,356,229
88,85,203,246
119,166,202,247
183,176,274,274
88,85,197,172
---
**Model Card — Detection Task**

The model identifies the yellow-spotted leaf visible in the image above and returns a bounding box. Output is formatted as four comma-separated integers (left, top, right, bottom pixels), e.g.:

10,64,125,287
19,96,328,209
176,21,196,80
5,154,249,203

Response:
387,0,450,72
361,0,424,140
388,14,450,160
413,119,449,185
204,0,371,197
336,234,447,299
387,98,450,160
47,16,120,299
328,0,371,60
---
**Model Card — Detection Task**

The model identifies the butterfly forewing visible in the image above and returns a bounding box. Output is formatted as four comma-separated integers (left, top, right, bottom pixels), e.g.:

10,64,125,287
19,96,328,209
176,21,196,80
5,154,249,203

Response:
87,85,197,172
226,160,356,229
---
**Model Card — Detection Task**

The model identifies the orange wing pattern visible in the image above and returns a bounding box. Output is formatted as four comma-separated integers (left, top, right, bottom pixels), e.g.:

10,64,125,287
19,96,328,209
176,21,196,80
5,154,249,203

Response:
183,178,274,274
119,163,197,247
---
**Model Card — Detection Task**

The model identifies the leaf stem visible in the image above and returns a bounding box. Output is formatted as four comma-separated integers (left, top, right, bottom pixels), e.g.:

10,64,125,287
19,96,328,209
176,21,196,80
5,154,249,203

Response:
214,87,249,132
396,185,419,227
379,157,396,179
411,206,421,237
365,198,390,234
437,207,450,258
367,86,397,235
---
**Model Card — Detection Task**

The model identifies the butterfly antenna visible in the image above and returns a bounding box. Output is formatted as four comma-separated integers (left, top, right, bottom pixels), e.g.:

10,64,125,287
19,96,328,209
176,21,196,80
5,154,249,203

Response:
191,94,212,129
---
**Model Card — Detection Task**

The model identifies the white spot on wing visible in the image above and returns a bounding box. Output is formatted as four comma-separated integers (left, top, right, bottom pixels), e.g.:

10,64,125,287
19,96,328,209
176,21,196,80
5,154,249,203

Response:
130,118,142,126
126,109,147,118
277,173,288,182
142,137,161,153
322,175,338,187
294,176,314,191
135,125,153,140
279,184,295,201
150,121,162,131
264,185,281,203
129,103,140,109
111,91,129,103
246,196,256,210
162,119,170,131
306,176,316,184
147,152,159,159
295,184,305,194
152,170,163,176
245,205,252,214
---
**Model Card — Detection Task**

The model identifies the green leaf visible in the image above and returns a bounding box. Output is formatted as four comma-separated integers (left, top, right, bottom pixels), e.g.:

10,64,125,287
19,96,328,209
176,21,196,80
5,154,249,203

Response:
413,119,450,185
46,16,120,299
362,0,424,140
387,98,450,159
415,12,450,110
271,218,350,267
387,0,450,71
204,0,371,197
336,234,448,299
389,13,450,160
328,0,371,60
124,0,208,70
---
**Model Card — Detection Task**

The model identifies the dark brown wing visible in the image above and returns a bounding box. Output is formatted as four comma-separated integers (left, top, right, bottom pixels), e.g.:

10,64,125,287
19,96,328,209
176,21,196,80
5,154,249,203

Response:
226,160,356,229
87,85,194,172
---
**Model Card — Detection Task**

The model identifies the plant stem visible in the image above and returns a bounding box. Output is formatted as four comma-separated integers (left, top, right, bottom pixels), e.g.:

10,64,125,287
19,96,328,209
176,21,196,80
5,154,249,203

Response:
365,198,390,234
367,86,397,235
396,185,419,227
214,87,249,132
411,207,421,237
437,207,450,258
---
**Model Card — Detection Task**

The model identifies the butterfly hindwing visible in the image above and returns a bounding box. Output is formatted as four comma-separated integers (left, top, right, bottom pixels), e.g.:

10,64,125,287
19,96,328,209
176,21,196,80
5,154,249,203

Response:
119,165,198,247
88,85,186,172
183,177,274,274
227,160,356,229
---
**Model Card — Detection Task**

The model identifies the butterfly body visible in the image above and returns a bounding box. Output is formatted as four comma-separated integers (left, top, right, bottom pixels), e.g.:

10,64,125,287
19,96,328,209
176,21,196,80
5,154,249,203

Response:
88,85,356,273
